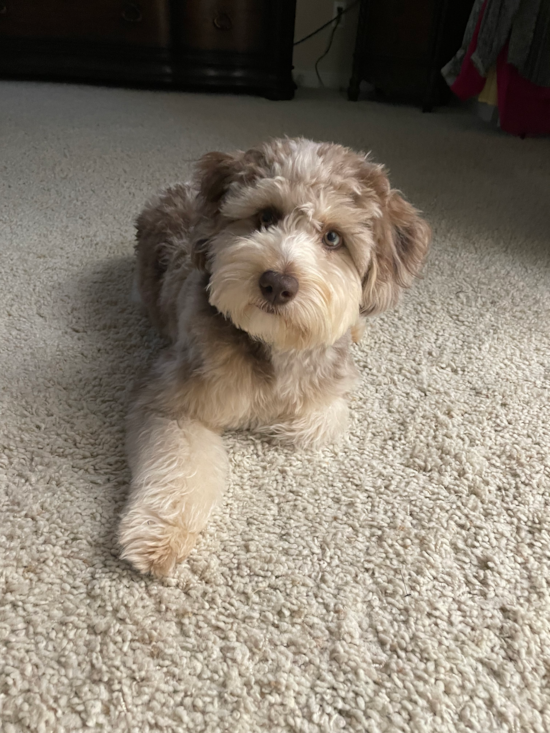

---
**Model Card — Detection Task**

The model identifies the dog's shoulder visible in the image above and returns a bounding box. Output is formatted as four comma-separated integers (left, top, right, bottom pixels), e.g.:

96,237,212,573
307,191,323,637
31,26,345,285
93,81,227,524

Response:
272,333,357,400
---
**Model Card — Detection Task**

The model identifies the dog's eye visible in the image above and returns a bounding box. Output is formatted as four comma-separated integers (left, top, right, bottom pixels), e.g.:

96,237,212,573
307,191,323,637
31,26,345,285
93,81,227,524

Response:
258,209,278,228
323,230,342,249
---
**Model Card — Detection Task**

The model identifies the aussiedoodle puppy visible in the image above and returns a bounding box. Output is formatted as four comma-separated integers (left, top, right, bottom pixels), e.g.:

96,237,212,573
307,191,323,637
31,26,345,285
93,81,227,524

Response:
119,137,431,576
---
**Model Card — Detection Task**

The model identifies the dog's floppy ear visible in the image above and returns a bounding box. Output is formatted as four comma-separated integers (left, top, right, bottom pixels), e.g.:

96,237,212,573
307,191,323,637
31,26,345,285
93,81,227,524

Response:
361,185,431,315
190,151,244,270
195,151,244,207
194,147,269,208
191,148,269,271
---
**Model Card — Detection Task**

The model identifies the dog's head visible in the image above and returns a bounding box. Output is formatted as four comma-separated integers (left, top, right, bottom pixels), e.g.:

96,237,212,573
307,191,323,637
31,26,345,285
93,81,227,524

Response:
191,138,430,351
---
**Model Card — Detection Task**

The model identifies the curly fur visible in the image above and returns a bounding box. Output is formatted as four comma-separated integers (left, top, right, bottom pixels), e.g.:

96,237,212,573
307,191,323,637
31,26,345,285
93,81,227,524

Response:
119,137,431,576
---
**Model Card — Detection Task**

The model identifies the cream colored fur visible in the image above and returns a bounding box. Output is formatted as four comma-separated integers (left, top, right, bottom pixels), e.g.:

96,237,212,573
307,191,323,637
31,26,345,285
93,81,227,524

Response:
119,138,430,576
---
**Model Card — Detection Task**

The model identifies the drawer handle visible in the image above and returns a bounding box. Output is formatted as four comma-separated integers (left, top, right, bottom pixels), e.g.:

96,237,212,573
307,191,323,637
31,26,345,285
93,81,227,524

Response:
213,12,232,31
122,2,143,23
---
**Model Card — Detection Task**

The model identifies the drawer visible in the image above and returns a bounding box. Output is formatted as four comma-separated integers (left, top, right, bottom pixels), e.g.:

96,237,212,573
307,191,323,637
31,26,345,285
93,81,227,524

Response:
175,0,270,54
0,0,170,47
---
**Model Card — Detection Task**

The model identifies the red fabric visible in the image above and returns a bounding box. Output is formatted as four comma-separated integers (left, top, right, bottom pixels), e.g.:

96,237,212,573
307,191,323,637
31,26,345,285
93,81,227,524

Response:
449,2,550,137
450,2,487,100
496,46,550,137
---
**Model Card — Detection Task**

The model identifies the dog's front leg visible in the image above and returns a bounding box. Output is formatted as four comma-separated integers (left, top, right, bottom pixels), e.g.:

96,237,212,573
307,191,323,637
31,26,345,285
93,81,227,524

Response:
119,396,228,577
259,398,350,450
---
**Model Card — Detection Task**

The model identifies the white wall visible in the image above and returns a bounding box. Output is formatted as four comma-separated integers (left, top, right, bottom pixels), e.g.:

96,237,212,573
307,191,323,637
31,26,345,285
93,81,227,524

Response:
293,0,360,89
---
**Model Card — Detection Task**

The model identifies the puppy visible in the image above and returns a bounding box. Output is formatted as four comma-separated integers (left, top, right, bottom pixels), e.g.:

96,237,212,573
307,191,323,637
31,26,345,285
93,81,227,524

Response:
119,138,431,576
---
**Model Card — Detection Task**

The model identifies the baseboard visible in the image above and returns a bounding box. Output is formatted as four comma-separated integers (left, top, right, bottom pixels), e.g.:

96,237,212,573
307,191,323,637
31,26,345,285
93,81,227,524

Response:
293,68,349,90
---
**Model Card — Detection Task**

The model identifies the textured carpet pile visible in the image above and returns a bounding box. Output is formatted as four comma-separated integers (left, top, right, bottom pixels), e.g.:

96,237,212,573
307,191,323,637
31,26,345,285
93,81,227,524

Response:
1,82,550,733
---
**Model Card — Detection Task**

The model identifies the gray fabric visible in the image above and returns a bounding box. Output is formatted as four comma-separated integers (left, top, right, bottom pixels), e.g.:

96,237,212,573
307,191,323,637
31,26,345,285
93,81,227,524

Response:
471,0,523,76
509,0,542,69
441,0,485,85
442,0,550,88
511,0,550,85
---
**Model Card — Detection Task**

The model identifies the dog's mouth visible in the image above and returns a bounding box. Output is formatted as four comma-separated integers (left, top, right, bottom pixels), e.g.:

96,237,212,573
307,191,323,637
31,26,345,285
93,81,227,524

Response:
255,302,280,315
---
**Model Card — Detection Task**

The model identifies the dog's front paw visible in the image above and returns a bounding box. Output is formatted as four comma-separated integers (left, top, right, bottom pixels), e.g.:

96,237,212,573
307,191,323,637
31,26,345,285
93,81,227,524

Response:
119,510,198,577
260,398,350,450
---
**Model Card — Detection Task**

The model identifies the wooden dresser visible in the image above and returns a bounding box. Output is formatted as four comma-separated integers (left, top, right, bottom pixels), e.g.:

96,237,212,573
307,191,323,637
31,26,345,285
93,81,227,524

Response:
0,0,297,99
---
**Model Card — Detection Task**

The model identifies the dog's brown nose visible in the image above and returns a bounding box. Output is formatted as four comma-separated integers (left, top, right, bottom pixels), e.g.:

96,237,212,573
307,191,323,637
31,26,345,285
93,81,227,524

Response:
259,270,299,306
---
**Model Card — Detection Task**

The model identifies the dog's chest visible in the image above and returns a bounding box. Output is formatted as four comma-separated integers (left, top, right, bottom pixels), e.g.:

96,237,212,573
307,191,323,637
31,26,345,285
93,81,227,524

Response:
194,311,357,426
266,343,357,413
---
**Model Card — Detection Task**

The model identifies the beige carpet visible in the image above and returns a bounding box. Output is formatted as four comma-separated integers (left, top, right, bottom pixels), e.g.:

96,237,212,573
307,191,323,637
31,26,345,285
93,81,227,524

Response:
1,81,550,733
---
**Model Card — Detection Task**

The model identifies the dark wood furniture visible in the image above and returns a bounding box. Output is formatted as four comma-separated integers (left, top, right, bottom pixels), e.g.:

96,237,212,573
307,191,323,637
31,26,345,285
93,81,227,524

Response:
348,0,474,111
0,0,296,99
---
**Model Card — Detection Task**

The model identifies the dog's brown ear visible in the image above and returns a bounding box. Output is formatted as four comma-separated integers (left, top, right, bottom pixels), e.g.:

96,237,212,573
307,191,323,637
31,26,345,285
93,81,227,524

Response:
190,151,244,271
195,151,244,206
194,147,269,207
361,189,431,315
191,148,269,271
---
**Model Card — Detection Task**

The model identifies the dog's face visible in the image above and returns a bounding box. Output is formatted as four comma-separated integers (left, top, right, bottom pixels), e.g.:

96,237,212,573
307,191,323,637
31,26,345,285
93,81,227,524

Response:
192,138,430,351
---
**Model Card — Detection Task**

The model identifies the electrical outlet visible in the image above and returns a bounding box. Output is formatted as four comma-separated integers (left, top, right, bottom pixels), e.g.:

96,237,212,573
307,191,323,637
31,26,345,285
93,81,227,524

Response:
333,1,346,27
